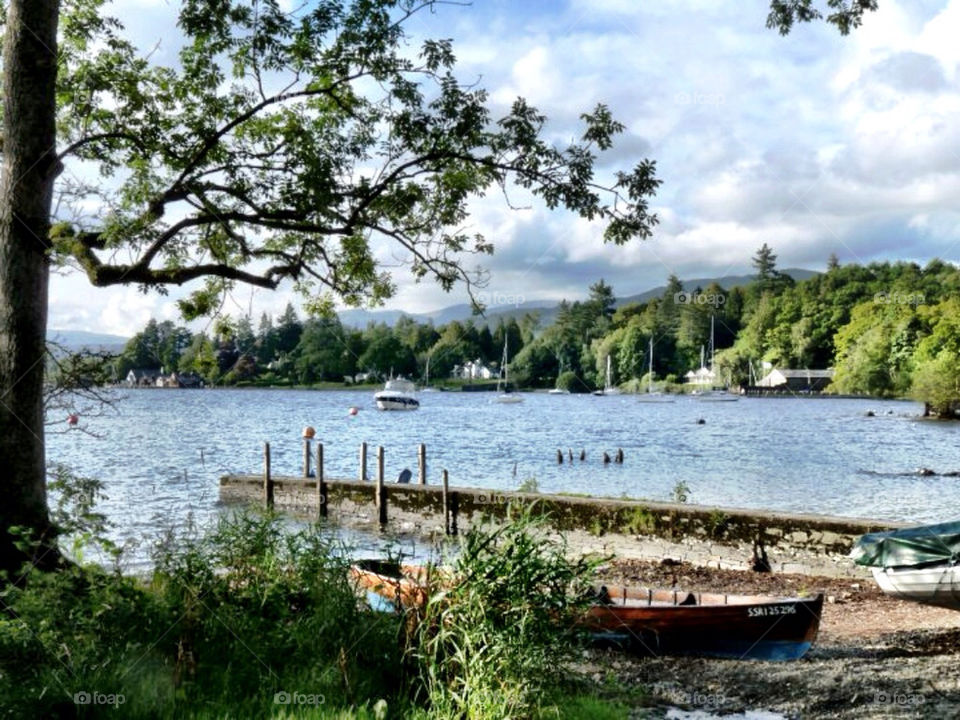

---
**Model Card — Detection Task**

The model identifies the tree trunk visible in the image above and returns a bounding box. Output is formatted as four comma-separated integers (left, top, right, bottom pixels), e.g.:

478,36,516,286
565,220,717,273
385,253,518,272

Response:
0,0,61,576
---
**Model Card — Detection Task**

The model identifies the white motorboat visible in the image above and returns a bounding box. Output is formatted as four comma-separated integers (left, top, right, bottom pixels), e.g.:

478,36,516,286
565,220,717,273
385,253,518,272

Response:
495,336,524,404
548,388,571,395
637,336,675,403
375,377,419,411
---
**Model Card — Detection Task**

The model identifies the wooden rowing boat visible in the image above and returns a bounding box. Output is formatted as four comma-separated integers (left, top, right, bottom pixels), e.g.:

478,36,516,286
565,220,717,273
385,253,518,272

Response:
350,561,823,661
584,583,823,661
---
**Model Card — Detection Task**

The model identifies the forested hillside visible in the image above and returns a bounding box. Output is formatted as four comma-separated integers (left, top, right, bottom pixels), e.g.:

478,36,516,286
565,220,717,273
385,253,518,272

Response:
111,247,960,413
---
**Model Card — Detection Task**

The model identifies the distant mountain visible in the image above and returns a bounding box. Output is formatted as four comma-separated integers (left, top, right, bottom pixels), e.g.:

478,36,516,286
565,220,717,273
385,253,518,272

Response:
339,269,819,329
338,299,557,328
47,330,128,354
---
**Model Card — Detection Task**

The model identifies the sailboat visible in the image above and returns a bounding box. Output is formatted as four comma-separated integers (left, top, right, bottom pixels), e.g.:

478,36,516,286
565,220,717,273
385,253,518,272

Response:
548,358,571,394
696,316,738,402
421,353,437,392
592,354,621,396
637,336,675,403
495,336,524,404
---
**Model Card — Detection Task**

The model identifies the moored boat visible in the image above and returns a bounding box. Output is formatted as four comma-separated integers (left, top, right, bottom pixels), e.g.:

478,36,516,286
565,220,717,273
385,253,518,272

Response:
350,562,823,660
374,377,419,411
853,520,960,609
495,336,524,404
637,337,675,403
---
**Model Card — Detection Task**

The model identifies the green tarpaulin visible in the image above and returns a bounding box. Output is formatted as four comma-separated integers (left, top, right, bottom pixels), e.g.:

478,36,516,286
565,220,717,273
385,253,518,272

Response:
852,520,960,568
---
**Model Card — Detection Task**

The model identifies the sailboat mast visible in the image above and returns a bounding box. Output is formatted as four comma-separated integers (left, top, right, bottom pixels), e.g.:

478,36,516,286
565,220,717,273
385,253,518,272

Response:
648,336,654,394
502,336,509,389
710,315,715,371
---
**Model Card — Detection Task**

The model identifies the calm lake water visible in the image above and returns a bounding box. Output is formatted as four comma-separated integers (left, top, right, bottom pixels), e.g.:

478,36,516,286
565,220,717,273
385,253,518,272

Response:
48,388,960,563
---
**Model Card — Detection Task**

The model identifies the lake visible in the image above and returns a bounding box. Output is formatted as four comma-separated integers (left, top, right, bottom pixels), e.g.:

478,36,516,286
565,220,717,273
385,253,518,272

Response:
48,388,960,563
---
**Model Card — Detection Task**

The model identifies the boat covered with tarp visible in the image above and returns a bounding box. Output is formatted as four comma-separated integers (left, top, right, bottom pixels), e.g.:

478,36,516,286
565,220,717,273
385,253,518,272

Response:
853,520,960,609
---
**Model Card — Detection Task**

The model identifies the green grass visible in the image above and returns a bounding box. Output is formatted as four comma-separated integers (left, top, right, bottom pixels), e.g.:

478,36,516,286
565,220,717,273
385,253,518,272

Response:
1,493,646,719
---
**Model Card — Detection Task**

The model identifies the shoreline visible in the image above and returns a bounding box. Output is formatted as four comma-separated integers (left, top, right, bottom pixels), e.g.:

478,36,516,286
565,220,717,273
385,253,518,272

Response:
108,383,929,402
218,483,960,717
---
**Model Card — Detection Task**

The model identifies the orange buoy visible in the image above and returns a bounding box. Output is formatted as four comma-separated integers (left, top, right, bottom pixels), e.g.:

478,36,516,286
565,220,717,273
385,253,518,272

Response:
302,426,316,439
348,406,359,416
67,414,79,426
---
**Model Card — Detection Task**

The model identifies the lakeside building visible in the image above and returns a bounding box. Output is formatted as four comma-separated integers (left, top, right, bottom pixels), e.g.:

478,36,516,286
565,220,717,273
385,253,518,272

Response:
451,359,496,380
756,368,834,393
684,367,717,386
125,368,204,388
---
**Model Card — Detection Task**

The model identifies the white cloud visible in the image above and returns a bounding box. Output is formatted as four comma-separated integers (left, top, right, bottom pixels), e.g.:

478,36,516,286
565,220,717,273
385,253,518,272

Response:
51,0,960,329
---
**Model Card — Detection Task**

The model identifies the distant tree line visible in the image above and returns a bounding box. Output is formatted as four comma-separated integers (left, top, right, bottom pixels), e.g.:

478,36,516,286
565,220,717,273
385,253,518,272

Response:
112,303,532,388
113,247,960,415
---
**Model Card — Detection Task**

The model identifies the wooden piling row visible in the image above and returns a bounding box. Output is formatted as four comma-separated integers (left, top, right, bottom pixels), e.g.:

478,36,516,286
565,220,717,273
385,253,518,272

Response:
263,439,460,531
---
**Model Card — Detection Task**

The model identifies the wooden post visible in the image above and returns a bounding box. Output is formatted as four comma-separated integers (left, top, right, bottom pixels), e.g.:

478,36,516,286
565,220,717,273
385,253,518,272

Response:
317,443,327,519
451,490,459,536
303,437,312,478
418,443,427,485
442,469,450,535
359,442,367,482
263,442,274,509
376,446,387,526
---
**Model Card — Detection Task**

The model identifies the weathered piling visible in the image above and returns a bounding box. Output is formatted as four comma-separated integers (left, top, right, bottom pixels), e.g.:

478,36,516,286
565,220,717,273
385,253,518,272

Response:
303,438,312,477
451,489,459,536
376,446,387,525
316,443,326,519
418,443,427,485
263,442,274,509
359,441,367,482
442,469,450,535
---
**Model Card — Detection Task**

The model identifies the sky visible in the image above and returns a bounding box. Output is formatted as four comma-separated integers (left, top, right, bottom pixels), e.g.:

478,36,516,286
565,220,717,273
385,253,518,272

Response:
48,0,960,336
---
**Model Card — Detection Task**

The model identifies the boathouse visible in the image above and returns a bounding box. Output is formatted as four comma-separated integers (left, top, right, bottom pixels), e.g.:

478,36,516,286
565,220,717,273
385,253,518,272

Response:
756,368,834,392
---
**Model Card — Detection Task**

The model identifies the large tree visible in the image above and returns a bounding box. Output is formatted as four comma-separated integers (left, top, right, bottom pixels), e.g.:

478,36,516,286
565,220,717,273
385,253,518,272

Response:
0,0,664,572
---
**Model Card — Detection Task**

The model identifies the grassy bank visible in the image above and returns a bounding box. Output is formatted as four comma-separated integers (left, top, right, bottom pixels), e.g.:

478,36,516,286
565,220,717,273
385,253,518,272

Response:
0,502,640,719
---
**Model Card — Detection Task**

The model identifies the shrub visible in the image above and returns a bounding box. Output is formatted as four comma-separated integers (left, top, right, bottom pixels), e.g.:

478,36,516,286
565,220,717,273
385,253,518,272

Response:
410,506,604,719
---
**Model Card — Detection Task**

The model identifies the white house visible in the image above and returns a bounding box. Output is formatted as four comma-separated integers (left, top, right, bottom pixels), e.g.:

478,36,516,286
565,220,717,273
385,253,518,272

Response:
452,359,495,380
684,367,716,386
